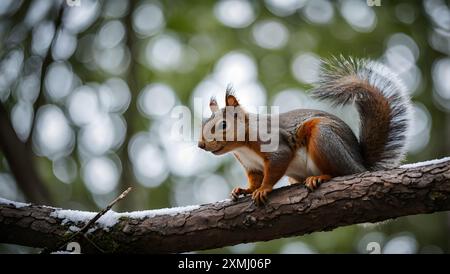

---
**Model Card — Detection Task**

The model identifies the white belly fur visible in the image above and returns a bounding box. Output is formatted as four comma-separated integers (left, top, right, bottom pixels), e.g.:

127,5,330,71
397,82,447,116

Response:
234,147,264,171
234,147,321,180
286,148,321,180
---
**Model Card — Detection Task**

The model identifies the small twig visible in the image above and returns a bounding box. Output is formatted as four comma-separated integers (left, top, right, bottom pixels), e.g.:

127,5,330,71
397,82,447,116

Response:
74,187,132,235
41,187,132,254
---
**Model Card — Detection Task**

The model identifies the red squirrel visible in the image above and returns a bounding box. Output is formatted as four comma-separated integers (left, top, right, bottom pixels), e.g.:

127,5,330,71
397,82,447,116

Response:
198,56,412,206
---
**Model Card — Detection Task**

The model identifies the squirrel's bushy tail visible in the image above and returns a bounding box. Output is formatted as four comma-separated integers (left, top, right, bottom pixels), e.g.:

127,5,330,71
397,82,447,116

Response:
311,56,412,170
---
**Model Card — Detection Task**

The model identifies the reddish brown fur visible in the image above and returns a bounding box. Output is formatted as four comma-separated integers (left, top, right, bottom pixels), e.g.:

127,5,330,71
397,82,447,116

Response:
297,118,335,175
296,118,319,146
229,115,337,204
231,170,263,198
247,170,264,191
226,95,239,107
239,141,293,205
341,76,392,167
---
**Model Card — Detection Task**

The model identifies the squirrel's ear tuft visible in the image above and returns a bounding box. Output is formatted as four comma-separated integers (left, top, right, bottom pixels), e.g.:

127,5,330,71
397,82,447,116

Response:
225,84,239,107
226,95,239,107
209,97,219,112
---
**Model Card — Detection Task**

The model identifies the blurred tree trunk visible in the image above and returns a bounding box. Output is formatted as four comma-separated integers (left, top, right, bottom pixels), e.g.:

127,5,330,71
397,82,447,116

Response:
118,0,140,211
0,2,65,205
0,103,51,204
1,159,449,253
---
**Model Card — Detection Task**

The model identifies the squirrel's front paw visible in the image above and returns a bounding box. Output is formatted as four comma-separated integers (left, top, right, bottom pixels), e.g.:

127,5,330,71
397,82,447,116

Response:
231,187,252,201
251,187,272,206
304,175,331,191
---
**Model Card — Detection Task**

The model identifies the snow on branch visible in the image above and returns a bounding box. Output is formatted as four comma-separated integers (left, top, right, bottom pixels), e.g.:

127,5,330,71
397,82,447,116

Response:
1,158,450,253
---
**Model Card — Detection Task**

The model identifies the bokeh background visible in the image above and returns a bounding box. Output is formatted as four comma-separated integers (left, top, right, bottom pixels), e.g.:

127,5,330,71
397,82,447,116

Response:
1,0,450,254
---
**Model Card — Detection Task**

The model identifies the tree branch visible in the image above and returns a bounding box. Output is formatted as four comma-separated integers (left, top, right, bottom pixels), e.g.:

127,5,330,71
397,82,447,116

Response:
41,187,132,254
1,158,450,253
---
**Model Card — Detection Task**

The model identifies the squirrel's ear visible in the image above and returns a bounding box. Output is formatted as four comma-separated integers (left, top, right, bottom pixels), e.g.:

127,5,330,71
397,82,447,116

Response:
226,94,239,107
225,84,239,107
209,97,219,112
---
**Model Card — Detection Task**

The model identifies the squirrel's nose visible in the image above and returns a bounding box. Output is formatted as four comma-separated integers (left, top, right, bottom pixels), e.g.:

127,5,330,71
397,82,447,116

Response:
198,141,206,149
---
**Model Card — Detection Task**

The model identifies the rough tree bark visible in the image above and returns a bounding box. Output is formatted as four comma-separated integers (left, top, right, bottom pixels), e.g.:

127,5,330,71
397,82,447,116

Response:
1,159,449,253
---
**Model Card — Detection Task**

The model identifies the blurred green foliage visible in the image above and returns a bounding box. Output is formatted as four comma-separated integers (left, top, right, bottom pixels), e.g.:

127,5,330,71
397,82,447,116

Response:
0,0,450,253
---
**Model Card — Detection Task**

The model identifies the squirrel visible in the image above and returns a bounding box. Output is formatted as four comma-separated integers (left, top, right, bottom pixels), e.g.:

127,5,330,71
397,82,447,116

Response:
198,56,412,206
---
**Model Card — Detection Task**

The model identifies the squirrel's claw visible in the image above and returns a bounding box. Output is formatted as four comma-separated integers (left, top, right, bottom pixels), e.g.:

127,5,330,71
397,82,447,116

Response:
304,175,331,192
251,187,271,206
304,177,319,191
231,187,250,201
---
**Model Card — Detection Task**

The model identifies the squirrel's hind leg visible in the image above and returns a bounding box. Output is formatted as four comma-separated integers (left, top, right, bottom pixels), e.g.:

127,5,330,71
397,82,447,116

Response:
297,117,366,182
297,116,367,192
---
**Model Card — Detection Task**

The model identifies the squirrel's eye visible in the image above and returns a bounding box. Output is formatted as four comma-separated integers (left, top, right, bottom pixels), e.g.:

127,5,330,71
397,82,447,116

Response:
220,121,227,130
